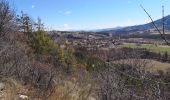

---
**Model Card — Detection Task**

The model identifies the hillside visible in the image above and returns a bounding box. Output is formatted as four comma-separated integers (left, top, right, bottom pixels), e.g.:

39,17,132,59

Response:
99,15,170,34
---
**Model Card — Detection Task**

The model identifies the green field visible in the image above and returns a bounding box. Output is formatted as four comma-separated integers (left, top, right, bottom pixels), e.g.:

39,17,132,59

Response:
119,43,170,54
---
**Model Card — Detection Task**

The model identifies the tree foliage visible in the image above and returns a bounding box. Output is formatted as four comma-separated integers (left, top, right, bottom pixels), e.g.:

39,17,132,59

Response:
29,31,55,54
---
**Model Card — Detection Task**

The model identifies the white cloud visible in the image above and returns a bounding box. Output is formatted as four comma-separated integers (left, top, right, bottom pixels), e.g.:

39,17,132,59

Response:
65,11,71,15
58,10,72,15
63,24,68,27
31,5,35,9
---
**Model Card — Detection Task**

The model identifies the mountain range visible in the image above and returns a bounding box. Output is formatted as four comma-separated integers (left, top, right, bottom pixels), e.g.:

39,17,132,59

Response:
97,15,170,34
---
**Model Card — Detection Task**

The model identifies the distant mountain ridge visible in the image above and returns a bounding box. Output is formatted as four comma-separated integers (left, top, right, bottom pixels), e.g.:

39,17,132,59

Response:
98,15,170,34
89,27,124,32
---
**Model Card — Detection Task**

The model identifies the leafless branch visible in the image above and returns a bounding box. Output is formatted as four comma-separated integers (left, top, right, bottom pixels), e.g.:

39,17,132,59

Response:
140,4,170,46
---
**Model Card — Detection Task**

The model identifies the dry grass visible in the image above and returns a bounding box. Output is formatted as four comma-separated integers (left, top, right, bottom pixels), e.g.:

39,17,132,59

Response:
112,59,170,73
0,78,36,100
0,78,22,100
48,80,95,100
146,60,170,73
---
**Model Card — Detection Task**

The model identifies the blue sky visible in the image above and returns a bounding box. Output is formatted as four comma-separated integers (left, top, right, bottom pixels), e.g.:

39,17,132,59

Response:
9,0,170,31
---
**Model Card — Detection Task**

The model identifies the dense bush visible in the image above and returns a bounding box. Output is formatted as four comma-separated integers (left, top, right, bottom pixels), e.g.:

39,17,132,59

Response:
29,31,56,54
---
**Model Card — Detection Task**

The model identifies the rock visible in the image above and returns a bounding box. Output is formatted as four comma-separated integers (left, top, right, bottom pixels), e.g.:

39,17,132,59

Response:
0,83,5,90
19,94,28,100
0,82,5,97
